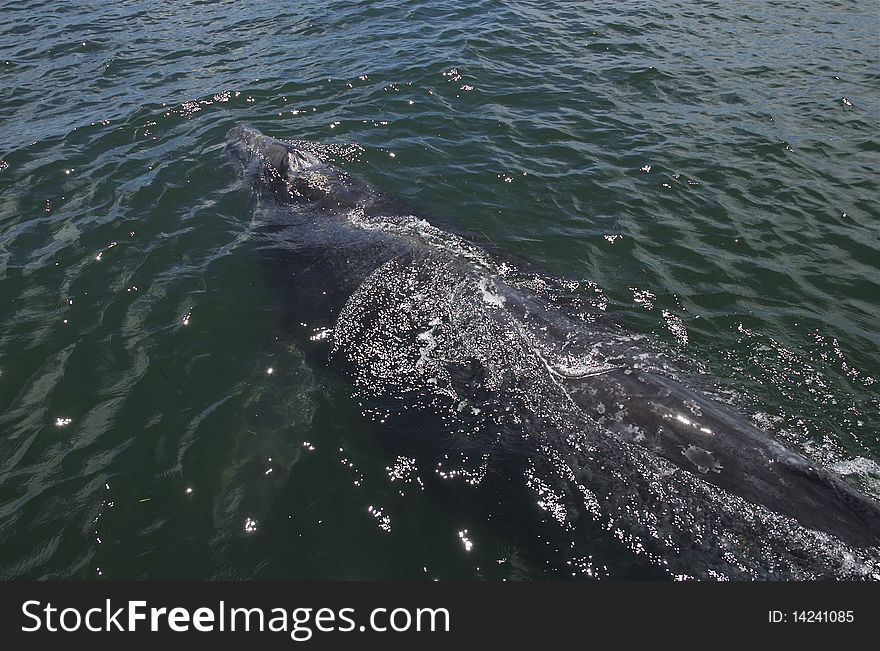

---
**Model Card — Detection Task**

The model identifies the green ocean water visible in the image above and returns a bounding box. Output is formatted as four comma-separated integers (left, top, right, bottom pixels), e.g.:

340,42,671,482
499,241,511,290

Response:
0,0,878,579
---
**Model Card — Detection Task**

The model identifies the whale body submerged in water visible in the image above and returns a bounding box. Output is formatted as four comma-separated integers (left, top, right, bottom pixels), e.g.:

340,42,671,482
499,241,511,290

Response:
225,124,880,579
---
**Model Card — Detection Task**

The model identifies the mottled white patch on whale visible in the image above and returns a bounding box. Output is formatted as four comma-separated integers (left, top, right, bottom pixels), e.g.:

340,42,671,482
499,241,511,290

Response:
681,445,723,474
478,277,505,307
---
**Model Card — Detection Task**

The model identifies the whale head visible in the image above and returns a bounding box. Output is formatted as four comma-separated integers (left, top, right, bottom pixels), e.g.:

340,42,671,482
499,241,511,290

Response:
225,125,365,210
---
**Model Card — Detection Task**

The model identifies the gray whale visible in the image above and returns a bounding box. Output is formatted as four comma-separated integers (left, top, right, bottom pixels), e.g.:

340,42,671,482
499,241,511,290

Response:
225,124,880,579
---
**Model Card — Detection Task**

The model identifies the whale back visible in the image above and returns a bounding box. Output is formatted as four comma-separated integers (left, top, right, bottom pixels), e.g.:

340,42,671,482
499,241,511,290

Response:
225,125,880,579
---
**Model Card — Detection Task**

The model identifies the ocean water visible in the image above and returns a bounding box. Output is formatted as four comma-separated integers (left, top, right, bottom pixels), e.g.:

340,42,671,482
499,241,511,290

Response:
0,0,878,579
